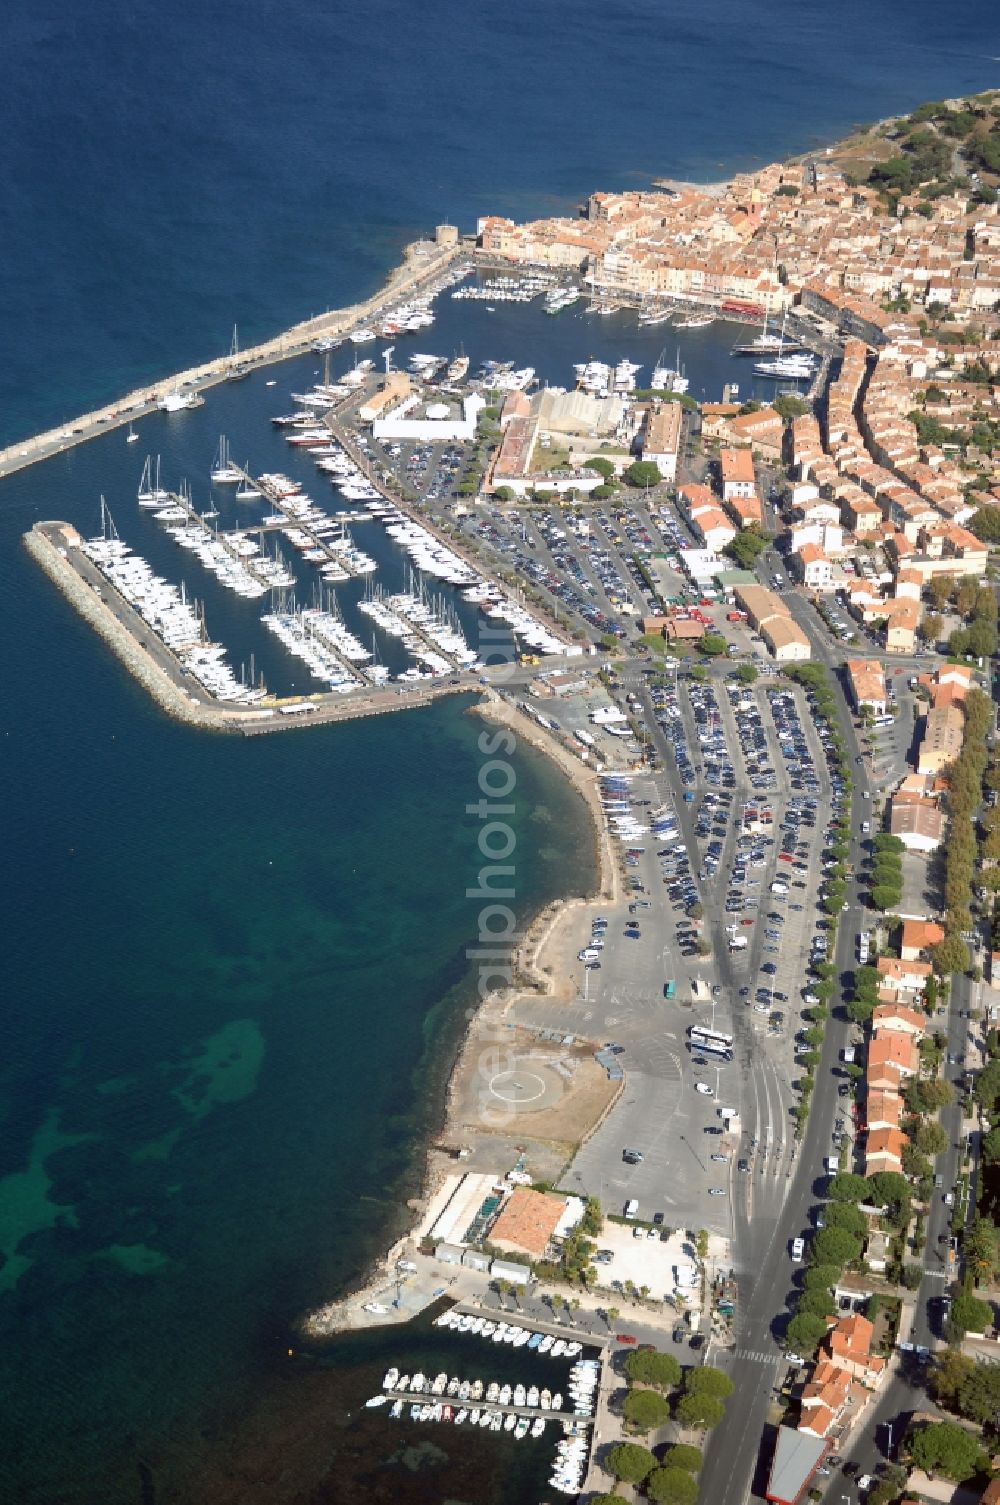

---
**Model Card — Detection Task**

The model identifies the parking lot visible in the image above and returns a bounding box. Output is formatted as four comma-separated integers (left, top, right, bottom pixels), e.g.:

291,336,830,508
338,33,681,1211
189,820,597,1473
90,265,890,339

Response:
514,660,847,1239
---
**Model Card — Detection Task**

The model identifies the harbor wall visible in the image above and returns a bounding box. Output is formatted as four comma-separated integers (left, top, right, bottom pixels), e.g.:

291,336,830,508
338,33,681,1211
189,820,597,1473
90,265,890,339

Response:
23,524,247,733
0,237,468,478
26,520,476,736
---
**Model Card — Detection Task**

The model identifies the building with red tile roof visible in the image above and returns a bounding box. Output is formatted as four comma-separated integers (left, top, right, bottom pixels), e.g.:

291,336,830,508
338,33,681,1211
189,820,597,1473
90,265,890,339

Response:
488,1188,566,1259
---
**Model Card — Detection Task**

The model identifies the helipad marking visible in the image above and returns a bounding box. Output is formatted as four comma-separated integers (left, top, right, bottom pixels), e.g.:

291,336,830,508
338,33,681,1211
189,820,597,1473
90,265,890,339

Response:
489,1070,547,1104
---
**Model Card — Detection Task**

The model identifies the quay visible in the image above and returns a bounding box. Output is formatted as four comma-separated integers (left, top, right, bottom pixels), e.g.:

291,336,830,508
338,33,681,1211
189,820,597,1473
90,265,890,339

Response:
23,520,472,734
381,1390,590,1427
0,233,468,481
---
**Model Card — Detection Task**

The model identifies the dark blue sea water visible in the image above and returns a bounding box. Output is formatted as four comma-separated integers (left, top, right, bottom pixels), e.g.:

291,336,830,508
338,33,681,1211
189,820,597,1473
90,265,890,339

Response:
0,4,996,1502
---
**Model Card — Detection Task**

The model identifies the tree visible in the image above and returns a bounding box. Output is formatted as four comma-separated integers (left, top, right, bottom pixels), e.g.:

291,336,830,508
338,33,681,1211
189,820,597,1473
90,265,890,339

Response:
915,1120,949,1158
624,1349,682,1390
798,1287,839,1318
827,1173,870,1204
918,612,943,645
646,1468,700,1505
872,884,903,912
623,1388,671,1430
933,932,970,976
824,1203,868,1240
724,529,768,570
931,1348,976,1407
735,663,758,684
802,1264,842,1295
909,1421,984,1481
904,1077,953,1113
785,1312,829,1353
580,1195,603,1236
956,1359,1000,1428
975,1057,1000,1115
665,1444,703,1472
901,1263,923,1290
685,1367,734,1400
773,393,810,420
963,1218,998,1286
927,574,955,610
868,1171,912,1225
699,632,728,656
606,1441,656,1484
674,1392,725,1429
624,460,662,489
950,1291,993,1336
810,1227,863,1266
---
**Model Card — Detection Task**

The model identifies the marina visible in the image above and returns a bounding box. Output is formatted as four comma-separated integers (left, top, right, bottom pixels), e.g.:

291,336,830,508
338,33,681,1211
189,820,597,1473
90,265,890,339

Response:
363,1316,604,1499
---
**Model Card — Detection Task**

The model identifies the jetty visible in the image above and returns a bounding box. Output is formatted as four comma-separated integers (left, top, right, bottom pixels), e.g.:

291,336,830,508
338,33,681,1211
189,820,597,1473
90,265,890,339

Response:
0,233,467,481
24,520,472,734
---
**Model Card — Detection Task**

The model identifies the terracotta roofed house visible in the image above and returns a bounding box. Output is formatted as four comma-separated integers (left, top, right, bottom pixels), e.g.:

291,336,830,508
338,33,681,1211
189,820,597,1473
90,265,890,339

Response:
846,658,887,716
866,1030,920,1088
899,919,945,960
889,798,945,852
865,1126,909,1175
823,1314,887,1388
865,1090,903,1132
720,446,757,499
488,1187,566,1259
876,957,931,998
870,1003,926,1037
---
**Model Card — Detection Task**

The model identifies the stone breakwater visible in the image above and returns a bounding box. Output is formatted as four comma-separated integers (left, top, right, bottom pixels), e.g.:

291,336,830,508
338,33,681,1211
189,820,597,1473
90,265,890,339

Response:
25,521,475,735
0,236,466,477
24,525,254,733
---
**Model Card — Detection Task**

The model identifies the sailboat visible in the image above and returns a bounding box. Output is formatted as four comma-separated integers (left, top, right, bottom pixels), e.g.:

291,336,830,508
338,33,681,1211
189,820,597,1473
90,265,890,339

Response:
226,325,250,381
137,454,170,507
732,309,804,356
126,420,139,444
236,465,263,502
210,436,243,485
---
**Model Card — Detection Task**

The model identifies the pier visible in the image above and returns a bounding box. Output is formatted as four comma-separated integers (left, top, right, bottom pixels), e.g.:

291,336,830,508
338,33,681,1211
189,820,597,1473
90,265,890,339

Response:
24,521,474,734
0,237,468,480
250,468,377,580
381,1389,590,1427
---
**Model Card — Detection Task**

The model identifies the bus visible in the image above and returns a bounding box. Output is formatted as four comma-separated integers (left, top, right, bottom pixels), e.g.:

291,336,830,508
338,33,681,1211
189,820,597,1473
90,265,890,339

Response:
688,1026,734,1061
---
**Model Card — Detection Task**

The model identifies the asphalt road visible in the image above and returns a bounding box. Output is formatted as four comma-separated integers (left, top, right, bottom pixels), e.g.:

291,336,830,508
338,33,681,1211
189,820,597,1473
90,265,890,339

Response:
698,594,876,1505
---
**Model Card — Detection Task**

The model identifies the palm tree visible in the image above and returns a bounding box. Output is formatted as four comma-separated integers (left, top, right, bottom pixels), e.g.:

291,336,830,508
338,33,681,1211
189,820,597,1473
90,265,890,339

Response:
495,1278,511,1310
605,1306,620,1331
570,1297,582,1324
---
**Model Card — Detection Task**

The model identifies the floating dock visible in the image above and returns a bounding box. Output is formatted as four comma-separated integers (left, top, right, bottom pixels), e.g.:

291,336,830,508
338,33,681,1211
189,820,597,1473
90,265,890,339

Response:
24,521,472,734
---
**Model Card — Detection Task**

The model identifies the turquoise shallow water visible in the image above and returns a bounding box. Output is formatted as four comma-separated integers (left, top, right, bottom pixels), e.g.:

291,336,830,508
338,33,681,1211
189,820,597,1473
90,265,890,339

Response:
0,656,595,1502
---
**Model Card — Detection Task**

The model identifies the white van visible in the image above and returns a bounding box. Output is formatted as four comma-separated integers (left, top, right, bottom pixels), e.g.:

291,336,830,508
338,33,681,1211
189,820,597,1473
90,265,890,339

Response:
791,1237,805,1263
624,1199,639,1219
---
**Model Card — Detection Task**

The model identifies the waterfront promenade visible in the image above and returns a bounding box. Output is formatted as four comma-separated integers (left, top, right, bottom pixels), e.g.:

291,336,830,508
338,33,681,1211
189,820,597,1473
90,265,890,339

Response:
0,234,466,481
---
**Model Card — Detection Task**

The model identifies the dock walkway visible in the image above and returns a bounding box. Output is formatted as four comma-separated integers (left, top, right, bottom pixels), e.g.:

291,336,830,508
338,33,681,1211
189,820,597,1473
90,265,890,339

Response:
382,1390,589,1427
0,239,467,480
